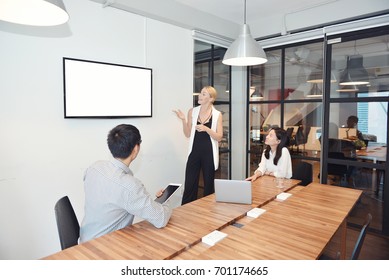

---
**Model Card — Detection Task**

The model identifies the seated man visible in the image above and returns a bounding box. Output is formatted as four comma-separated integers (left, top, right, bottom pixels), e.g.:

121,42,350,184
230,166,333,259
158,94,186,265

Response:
346,115,363,140
80,124,172,243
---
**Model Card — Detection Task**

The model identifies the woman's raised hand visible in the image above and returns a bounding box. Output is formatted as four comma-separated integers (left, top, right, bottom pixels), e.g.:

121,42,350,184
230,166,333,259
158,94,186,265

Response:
173,109,185,120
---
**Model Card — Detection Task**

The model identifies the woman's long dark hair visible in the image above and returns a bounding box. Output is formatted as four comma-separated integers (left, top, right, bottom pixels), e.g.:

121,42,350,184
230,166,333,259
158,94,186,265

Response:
264,128,289,165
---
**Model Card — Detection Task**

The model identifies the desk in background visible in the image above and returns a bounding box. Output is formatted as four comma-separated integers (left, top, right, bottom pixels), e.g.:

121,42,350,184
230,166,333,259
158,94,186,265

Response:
356,145,386,193
356,145,386,162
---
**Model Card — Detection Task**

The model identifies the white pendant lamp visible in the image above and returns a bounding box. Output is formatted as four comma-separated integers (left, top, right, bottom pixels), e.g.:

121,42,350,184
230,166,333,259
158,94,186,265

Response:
0,0,69,26
222,0,267,66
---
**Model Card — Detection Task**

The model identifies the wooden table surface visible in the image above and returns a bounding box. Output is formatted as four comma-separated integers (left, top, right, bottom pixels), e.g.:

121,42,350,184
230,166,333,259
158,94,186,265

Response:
42,176,300,260
174,183,362,260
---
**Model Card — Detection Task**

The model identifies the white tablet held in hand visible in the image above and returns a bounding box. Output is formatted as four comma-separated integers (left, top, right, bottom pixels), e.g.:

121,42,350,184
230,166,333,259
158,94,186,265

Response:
154,183,182,204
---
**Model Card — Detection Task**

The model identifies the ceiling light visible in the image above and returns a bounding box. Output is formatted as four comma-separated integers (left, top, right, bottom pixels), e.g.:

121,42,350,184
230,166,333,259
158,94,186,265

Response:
249,86,256,95
0,0,69,26
222,0,267,66
249,86,264,100
306,59,337,83
307,83,323,98
250,96,264,101
336,84,359,93
306,71,324,83
339,55,369,86
306,70,337,83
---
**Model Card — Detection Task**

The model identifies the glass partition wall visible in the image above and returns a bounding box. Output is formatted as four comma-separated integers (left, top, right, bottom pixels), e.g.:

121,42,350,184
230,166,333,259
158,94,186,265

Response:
194,41,231,197
247,26,389,235
248,42,323,180
324,29,389,234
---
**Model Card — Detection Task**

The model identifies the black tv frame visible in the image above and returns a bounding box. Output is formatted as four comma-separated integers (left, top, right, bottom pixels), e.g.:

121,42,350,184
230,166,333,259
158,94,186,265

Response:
63,57,152,119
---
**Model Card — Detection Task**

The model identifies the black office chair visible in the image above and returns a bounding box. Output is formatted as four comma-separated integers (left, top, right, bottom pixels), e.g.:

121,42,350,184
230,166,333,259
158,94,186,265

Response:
318,152,355,186
289,126,301,149
350,213,372,260
291,161,313,186
290,126,311,153
286,127,294,146
327,152,348,173
54,196,80,250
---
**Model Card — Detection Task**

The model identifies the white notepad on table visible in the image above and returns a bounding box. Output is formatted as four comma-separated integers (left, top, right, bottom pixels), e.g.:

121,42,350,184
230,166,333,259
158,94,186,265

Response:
202,230,228,246
276,192,292,201
247,208,266,218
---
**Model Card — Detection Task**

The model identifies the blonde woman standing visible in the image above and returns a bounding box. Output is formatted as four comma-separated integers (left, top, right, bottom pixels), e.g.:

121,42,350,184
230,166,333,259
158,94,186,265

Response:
173,86,223,205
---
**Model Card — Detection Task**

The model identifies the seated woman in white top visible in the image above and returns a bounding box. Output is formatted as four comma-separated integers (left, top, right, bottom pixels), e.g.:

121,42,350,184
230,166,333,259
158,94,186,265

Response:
246,127,292,181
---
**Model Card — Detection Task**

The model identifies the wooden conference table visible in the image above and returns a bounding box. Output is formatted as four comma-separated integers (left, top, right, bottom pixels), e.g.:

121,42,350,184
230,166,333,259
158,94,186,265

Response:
43,176,361,260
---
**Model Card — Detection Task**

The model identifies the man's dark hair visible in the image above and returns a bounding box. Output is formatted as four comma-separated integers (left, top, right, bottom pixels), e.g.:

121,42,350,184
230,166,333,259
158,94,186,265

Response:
347,115,359,123
107,124,141,159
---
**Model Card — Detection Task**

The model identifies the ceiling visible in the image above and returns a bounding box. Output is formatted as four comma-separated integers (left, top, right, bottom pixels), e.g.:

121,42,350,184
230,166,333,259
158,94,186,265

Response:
95,0,388,41
97,0,388,80
174,0,328,25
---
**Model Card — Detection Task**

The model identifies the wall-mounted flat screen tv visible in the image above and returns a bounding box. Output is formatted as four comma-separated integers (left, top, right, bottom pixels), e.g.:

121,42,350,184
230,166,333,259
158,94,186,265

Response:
63,57,152,118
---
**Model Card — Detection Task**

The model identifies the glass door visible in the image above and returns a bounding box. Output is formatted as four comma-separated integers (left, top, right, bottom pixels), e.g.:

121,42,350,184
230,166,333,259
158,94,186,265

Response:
324,27,389,234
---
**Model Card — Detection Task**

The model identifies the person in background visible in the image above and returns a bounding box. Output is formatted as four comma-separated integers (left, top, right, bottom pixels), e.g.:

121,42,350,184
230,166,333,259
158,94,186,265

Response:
246,127,292,181
173,86,223,205
346,115,363,140
80,124,172,243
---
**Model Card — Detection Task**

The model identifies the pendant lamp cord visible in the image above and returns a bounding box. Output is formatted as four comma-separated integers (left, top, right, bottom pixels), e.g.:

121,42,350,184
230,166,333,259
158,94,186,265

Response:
244,0,247,24
353,40,360,55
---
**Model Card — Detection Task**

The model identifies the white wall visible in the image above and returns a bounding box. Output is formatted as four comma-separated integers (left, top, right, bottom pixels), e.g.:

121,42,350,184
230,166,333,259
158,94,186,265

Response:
0,0,192,259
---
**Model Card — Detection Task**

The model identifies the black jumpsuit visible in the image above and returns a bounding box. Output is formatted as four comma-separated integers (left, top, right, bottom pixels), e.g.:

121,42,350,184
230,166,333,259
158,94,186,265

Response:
181,116,215,205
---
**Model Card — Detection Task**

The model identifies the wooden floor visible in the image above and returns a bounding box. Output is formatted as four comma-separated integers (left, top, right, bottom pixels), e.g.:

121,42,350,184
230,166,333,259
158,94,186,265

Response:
321,222,389,260
347,228,389,260
321,187,389,260
324,168,389,259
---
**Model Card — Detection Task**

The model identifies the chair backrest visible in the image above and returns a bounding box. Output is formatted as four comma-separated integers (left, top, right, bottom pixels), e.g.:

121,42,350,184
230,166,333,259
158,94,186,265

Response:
54,196,80,250
329,138,356,158
328,138,342,152
350,213,372,260
286,127,294,146
291,161,313,186
294,126,305,145
294,126,311,145
327,152,349,176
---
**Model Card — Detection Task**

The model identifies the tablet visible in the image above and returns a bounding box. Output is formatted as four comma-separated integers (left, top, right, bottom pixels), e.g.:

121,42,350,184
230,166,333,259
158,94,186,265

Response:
154,184,182,204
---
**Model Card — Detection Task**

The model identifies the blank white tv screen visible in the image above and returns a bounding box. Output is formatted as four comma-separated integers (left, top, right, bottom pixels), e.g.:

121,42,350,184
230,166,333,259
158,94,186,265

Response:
63,57,152,118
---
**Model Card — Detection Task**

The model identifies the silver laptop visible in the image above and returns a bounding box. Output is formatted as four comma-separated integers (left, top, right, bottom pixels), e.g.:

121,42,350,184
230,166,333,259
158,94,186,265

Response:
214,179,252,204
